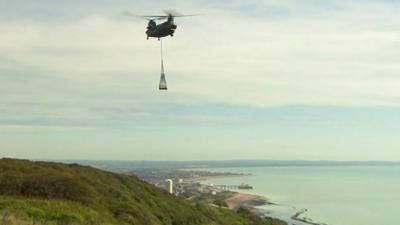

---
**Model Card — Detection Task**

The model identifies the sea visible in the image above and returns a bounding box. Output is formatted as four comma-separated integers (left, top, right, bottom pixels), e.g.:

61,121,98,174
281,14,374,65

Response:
204,166,400,225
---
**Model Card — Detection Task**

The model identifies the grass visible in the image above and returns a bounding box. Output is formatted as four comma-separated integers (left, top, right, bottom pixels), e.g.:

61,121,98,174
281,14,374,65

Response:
0,158,286,225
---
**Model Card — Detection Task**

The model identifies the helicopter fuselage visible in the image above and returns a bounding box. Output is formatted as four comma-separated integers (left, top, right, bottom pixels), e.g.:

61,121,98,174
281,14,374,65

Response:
146,20,177,39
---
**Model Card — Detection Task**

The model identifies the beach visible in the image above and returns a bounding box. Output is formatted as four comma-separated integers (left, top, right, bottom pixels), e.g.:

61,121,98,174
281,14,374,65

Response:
225,192,269,210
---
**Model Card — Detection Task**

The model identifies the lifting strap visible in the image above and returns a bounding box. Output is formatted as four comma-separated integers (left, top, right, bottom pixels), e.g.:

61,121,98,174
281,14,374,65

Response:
160,38,164,62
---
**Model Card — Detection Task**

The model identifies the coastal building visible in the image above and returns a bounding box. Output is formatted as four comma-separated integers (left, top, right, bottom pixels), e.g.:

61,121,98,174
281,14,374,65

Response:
165,179,173,194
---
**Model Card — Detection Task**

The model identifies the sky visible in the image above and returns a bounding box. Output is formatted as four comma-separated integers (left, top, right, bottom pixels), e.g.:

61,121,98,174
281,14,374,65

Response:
1,0,400,161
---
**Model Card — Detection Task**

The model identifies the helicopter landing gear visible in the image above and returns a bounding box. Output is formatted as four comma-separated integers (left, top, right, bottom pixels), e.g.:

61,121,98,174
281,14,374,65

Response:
146,36,149,40
158,38,160,41
170,34,174,37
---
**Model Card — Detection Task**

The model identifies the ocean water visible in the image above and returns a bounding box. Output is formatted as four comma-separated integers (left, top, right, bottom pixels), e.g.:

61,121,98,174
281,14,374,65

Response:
204,166,400,225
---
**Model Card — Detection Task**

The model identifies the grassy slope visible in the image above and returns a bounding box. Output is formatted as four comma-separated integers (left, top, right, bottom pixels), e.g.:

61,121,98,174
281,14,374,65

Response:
0,159,286,225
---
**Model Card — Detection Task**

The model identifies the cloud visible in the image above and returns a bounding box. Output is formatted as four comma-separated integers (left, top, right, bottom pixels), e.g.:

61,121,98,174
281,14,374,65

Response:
1,0,400,130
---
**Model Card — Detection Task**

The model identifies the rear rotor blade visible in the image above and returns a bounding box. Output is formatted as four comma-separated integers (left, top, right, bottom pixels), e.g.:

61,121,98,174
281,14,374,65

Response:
163,9,182,16
122,11,167,20
173,14,200,17
162,9,200,17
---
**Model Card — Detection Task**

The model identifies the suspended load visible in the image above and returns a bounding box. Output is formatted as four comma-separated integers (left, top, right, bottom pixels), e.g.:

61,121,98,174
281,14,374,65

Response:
159,60,167,90
159,39,168,90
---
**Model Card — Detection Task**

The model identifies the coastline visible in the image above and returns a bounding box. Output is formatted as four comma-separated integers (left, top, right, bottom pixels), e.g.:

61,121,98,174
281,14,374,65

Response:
197,174,327,225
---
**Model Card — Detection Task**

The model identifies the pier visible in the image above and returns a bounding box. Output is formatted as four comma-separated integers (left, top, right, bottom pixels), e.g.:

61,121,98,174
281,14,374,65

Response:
291,209,327,225
216,183,253,190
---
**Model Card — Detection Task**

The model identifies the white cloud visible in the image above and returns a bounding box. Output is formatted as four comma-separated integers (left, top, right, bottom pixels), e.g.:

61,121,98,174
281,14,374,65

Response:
1,0,400,129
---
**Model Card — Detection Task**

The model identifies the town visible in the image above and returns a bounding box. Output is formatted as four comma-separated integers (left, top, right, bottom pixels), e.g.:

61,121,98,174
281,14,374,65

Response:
130,168,263,210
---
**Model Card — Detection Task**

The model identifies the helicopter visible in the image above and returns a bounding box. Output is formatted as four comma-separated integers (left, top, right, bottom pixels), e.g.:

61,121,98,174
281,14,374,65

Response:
124,10,197,40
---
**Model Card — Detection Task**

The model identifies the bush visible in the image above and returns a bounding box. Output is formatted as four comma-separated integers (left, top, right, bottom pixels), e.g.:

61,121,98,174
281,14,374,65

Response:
213,199,228,207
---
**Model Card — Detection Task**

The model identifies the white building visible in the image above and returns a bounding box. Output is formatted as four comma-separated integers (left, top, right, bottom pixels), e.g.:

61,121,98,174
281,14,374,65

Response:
165,179,173,194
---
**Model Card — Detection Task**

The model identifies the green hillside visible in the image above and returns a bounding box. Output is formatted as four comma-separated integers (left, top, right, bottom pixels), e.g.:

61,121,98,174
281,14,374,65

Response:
0,159,286,225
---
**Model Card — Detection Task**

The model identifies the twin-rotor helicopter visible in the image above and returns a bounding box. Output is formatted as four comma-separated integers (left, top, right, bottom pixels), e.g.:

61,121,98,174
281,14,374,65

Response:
124,10,197,90
124,10,198,40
